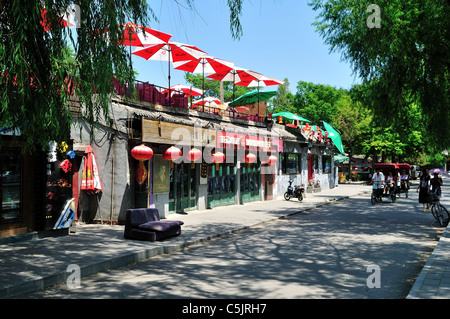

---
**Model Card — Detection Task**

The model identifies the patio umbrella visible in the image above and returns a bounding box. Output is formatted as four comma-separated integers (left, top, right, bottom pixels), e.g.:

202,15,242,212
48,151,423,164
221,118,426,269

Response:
161,84,204,108
107,23,172,76
174,56,234,110
132,41,207,104
229,90,277,107
192,96,221,108
207,66,261,102
235,75,285,116
118,22,172,47
272,111,311,123
161,84,204,96
80,145,104,224
322,121,345,155
40,7,74,31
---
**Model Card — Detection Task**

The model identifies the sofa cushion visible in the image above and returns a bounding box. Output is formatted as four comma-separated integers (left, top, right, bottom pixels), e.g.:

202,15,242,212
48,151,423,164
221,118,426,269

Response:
138,220,184,232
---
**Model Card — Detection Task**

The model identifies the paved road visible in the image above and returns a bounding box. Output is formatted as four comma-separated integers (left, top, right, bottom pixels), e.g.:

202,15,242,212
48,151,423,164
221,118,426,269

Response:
21,189,444,299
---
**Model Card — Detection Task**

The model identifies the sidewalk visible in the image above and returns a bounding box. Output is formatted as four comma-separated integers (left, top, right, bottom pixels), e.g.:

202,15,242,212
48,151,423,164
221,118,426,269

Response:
0,183,446,299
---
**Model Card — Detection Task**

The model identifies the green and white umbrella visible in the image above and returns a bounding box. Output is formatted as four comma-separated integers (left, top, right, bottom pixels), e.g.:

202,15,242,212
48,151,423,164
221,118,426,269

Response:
272,111,311,123
322,121,345,155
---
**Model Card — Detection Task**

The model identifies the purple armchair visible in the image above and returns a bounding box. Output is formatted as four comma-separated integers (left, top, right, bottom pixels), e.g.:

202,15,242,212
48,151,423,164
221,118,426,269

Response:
124,208,184,241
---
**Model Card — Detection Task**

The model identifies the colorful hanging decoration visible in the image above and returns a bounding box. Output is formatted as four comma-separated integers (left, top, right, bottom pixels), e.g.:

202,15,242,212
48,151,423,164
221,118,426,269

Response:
60,159,72,173
163,146,182,161
58,141,68,153
67,150,76,159
131,144,154,185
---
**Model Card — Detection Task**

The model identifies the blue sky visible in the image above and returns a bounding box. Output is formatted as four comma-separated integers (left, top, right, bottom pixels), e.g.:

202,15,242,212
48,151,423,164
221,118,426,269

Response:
131,0,360,94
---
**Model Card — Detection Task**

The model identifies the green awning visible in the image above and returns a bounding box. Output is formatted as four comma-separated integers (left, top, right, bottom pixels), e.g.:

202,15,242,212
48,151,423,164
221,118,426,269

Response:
322,121,345,155
272,111,311,123
228,90,277,106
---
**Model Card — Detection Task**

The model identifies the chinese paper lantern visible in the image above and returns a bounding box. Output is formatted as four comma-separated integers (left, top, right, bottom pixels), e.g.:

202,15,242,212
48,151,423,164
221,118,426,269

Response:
163,146,182,161
131,144,153,161
211,152,225,164
131,145,153,185
187,148,202,162
244,153,257,164
355,167,358,171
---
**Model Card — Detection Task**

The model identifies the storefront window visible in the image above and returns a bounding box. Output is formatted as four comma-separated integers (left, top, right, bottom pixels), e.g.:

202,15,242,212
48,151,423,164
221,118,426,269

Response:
322,156,331,174
1,149,22,224
285,154,299,174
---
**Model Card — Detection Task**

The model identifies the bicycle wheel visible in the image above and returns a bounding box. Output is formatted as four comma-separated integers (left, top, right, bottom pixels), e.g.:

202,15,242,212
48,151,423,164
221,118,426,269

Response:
431,204,439,220
371,194,376,205
439,205,449,227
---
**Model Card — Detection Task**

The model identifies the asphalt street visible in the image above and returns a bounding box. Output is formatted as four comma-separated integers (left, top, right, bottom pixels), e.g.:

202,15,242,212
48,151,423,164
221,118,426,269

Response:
20,187,444,299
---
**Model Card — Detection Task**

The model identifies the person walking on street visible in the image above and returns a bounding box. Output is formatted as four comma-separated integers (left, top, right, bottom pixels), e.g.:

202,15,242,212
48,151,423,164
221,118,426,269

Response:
430,172,443,199
417,168,431,211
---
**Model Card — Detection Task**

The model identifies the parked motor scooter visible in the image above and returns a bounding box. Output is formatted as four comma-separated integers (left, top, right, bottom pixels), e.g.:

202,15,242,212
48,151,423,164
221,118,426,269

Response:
284,180,305,201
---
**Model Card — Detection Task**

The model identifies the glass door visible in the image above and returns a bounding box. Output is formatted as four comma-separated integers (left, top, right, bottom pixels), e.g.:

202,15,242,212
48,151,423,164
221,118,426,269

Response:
169,163,197,213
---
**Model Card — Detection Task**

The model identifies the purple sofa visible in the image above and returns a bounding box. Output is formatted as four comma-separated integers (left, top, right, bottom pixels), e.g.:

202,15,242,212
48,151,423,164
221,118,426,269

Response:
124,208,184,241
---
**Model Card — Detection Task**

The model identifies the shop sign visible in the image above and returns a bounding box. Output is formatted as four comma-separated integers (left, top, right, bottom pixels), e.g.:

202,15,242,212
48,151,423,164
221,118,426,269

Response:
142,119,215,146
216,131,282,152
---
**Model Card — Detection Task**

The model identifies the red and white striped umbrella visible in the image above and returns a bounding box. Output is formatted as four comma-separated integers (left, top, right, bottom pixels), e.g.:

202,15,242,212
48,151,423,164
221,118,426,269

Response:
173,56,234,75
117,22,172,47
40,7,74,31
132,41,206,63
235,75,285,88
133,42,207,101
192,96,221,107
161,84,204,97
207,66,261,84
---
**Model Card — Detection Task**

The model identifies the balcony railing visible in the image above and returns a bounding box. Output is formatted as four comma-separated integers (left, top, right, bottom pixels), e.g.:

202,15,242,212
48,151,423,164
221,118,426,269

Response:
113,78,266,123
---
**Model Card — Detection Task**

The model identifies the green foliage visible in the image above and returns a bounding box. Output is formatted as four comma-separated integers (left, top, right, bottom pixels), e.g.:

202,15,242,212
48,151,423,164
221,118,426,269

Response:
309,0,450,149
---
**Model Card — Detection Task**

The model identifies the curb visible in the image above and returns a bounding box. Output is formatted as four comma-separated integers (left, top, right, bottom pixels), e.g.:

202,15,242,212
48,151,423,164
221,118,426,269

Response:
406,224,450,299
5,190,369,298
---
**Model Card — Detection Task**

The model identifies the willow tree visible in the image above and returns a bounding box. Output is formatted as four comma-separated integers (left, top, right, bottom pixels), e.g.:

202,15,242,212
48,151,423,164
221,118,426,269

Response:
309,0,450,149
0,0,244,151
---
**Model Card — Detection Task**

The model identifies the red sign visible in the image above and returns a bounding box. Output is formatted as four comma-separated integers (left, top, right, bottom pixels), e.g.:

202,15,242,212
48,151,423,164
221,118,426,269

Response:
216,132,282,152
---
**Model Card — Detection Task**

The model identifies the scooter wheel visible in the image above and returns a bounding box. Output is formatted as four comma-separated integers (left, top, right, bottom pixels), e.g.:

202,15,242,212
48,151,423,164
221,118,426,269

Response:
284,192,290,201
298,194,303,201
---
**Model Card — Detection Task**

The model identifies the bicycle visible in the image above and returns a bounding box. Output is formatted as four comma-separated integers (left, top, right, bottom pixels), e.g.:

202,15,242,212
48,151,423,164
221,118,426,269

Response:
430,190,449,227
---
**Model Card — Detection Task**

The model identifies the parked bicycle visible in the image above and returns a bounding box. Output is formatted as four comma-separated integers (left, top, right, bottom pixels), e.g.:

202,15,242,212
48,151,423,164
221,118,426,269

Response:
430,191,449,227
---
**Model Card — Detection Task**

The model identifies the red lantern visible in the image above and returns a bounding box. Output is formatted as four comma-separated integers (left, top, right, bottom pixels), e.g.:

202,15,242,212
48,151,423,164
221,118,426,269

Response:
211,152,225,164
187,148,202,162
244,153,256,164
163,146,182,161
131,145,153,185
355,167,358,171
131,144,153,161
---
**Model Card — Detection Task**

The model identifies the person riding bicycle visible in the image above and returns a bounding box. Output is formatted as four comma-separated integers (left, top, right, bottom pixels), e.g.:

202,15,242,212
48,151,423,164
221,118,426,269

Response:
384,172,394,195
371,168,385,196
400,170,409,190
